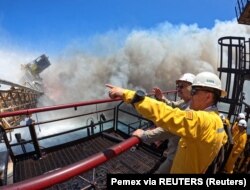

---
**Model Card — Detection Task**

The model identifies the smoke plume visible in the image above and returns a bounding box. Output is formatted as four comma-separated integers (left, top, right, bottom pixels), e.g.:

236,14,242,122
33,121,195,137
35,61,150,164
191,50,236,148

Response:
38,19,250,104
1,19,250,105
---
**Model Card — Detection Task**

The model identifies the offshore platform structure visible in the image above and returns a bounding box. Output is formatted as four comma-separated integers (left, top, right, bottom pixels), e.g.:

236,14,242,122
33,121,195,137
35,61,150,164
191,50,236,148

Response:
213,0,250,174
217,0,250,122
0,54,50,132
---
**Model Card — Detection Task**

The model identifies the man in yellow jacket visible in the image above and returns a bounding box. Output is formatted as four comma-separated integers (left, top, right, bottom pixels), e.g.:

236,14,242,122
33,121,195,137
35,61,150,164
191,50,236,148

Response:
231,112,246,134
133,73,195,174
106,71,228,173
224,119,248,173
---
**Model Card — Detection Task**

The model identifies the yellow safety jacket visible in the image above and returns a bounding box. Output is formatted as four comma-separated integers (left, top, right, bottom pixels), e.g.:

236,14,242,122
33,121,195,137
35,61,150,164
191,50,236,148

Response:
223,118,231,129
123,90,227,173
224,129,247,173
231,121,239,134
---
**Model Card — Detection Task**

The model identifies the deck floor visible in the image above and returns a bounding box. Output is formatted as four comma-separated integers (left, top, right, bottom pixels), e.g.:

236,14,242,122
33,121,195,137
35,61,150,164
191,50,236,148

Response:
14,133,161,189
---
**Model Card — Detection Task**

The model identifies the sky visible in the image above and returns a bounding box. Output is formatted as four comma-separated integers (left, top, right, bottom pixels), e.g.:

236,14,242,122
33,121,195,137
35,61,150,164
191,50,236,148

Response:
0,0,237,53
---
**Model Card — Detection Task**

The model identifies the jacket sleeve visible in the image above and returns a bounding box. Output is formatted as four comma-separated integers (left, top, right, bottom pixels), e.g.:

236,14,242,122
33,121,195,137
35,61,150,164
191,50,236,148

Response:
162,97,185,108
123,90,220,140
233,133,247,155
142,127,173,143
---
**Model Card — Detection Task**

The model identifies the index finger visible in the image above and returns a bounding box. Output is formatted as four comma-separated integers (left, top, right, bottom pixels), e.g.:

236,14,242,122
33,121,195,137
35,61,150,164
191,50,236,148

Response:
105,84,115,89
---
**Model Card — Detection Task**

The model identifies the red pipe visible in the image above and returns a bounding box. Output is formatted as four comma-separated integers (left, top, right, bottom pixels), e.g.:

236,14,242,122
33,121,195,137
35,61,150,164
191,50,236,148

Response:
147,89,178,96
0,98,121,118
0,89,177,118
2,136,140,190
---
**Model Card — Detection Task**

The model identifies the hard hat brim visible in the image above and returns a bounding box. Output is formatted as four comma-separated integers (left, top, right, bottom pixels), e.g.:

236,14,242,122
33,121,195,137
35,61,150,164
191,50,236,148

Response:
192,84,227,98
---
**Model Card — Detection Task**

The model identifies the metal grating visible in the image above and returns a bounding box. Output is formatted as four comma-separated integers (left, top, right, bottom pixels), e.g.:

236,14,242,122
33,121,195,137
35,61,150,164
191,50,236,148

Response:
13,133,160,189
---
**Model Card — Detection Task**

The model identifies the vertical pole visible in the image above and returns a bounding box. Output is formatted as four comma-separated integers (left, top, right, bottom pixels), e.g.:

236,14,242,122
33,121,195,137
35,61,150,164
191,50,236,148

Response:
27,118,42,159
87,127,90,136
0,126,15,161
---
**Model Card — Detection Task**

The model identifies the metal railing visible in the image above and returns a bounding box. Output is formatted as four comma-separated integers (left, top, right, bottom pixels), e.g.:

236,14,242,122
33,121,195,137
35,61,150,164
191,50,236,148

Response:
1,98,121,160
1,136,140,190
0,89,177,189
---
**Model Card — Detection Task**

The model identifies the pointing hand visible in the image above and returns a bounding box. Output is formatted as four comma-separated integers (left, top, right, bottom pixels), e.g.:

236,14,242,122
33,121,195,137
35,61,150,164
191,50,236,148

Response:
105,84,125,99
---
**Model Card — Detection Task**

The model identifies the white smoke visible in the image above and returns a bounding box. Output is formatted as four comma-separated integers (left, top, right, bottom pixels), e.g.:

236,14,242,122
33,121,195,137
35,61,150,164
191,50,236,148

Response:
1,19,250,106
36,19,250,105
0,50,37,83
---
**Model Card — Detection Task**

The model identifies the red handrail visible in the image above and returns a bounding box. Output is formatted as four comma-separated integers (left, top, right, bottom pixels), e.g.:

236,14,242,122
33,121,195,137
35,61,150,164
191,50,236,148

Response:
147,89,178,96
2,136,140,190
0,89,177,118
0,98,122,118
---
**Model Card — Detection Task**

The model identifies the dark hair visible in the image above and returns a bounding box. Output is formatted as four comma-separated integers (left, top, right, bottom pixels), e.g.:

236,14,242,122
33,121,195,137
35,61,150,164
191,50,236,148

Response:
213,90,221,104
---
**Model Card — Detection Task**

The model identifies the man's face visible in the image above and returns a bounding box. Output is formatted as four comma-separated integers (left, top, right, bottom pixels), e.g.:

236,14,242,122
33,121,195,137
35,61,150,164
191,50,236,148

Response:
189,87,214,110
176,81,192,102
238,126,246,132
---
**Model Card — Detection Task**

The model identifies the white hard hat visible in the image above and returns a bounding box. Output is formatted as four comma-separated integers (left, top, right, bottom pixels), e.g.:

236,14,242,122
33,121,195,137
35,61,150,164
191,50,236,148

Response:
238,119,247,128
192,72,227,97
238,112,246,120
176,73,195,84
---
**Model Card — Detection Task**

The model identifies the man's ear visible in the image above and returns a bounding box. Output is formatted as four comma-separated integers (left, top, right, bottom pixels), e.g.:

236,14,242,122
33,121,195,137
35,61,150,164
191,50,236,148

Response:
207,92,215,102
